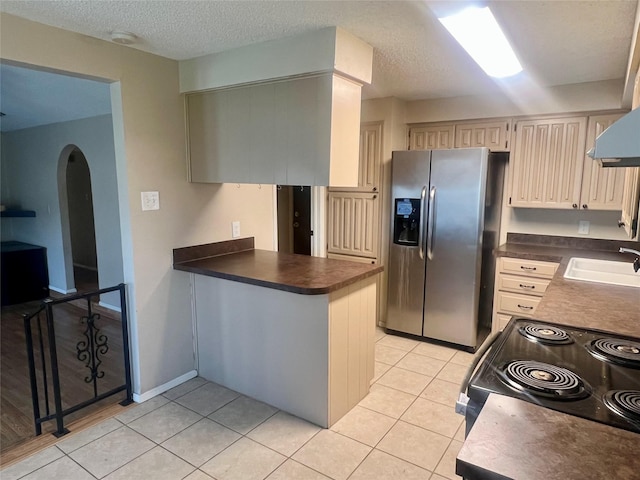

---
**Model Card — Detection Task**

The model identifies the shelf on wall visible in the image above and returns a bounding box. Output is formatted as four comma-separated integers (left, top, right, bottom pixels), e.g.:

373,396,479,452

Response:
0,210,36,218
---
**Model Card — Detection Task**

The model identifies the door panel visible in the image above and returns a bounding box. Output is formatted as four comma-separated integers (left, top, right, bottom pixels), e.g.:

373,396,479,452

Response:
423,148,487,347
386,151,431,336
292,186,311,255
327,192,379,258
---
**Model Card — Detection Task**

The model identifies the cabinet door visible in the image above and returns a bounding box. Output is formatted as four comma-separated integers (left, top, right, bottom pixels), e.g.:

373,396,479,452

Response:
327,192,379,259
620,167,640,238
409,125,454,150
358,123,382,192
509,117,587,209
580,114,625,210
454,120,511,151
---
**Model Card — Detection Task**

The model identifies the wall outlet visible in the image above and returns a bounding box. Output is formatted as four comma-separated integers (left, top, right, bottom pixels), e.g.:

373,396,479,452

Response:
232,221,241,238
578,220,590,235
141,191,160,211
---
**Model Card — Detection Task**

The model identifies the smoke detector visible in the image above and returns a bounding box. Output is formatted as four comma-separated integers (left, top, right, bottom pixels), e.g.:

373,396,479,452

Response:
110,31,137,45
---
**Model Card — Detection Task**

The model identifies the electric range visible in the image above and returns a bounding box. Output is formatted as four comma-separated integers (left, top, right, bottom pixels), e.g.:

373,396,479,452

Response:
463,317,640,436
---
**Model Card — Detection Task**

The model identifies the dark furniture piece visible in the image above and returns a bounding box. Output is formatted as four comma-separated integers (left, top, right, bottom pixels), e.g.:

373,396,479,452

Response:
1,241,49,306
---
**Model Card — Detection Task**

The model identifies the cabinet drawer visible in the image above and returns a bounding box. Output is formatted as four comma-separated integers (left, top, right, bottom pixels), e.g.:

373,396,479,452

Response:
496,273,551,296
499,257,559,279
495,291,541,317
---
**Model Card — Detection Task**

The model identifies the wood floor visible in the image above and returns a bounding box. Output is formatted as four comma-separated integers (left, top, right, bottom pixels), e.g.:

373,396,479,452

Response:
1,269,127,457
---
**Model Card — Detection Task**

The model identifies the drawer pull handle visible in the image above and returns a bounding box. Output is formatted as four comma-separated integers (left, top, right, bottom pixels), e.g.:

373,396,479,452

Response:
517,304,534,310
519,284,536,289
520,266,537,271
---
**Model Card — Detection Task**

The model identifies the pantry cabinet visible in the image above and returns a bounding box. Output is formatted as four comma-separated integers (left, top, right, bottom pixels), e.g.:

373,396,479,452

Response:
335,122,382,193
509,116,587,209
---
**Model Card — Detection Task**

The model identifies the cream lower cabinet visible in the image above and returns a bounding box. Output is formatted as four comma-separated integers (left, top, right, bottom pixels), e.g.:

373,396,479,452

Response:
492,257,559,333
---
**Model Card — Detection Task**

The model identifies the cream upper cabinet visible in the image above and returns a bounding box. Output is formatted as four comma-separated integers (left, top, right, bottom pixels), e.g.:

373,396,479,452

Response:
409,124,455,150
187,73,362,186
327,191,379,259
509,116,587,209
579,114,626,210
454,120,511,152
620,167,640,238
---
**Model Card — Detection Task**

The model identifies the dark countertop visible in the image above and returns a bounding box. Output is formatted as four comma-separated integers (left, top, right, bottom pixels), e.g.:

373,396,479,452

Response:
457,234,640,480
173,237,383,295
457,394,640,480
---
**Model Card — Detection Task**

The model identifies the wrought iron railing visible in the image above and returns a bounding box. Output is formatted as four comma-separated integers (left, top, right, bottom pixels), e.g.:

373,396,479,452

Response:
23,283,132,437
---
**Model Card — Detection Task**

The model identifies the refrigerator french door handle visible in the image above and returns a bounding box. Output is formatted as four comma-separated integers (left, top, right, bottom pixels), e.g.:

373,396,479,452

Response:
427,186,436,260
419,186,427,260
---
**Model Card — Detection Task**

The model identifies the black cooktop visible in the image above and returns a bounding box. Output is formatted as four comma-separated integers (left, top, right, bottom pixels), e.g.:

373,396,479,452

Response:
468,317,640,433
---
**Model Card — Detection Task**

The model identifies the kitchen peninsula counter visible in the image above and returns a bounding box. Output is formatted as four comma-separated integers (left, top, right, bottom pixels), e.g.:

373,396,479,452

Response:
173,238,382,428
173,237,382,294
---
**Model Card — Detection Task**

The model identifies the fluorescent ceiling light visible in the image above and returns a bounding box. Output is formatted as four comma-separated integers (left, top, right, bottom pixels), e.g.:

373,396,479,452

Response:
439,6,522,78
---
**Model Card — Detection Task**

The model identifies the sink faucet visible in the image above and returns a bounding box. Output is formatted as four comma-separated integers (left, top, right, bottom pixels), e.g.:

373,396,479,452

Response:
619,248,640,272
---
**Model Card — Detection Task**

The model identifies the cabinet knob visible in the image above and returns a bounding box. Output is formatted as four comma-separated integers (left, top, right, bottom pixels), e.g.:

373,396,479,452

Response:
373,195,377,200
618,220,626,228
582,204,588,209
373,187,377,192
572,204,578,209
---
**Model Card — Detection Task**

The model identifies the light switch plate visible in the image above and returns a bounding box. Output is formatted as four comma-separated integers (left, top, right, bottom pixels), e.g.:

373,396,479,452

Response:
141,191,160,211
578,220,590,235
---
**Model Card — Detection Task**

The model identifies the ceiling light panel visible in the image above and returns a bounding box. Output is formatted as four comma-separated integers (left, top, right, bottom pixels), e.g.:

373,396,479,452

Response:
439,6,522,78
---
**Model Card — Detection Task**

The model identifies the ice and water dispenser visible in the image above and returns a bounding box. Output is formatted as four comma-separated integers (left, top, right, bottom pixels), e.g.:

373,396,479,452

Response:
393,198,421,246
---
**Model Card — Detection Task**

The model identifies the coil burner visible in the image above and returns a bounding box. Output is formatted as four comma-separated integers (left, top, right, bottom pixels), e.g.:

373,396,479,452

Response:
586,338,640,368
518,324,573,345
499,360,590,400
603,390,640,425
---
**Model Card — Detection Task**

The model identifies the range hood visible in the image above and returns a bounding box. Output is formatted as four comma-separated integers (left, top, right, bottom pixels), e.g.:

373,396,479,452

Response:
587,108,640,167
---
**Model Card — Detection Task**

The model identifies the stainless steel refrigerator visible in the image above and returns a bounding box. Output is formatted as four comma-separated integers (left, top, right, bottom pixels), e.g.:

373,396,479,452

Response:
386,148,505,350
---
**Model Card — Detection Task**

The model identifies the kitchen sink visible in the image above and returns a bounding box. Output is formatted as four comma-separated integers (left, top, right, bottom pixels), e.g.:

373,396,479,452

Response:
563,257,640,288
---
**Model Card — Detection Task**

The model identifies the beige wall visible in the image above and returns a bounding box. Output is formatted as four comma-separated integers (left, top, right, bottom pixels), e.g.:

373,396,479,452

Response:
0,13,275,396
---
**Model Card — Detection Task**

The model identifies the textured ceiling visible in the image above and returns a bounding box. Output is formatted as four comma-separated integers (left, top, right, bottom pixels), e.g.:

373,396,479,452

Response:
0,0,638,108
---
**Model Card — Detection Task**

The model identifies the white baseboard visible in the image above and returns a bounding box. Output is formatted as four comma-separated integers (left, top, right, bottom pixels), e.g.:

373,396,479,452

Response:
98,301,121,313
49,285,77,294
132,370,198,403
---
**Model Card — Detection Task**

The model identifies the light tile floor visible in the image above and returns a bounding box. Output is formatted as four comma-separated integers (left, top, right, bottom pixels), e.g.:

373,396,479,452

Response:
2,328,470,480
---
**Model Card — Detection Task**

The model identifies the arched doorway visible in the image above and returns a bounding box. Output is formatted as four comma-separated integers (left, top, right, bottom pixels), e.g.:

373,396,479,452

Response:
65,148,98,293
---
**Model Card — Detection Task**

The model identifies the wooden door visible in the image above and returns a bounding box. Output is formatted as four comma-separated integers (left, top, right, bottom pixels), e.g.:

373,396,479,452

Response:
292,186,312,255
579,114,625,210
509,117,587,209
